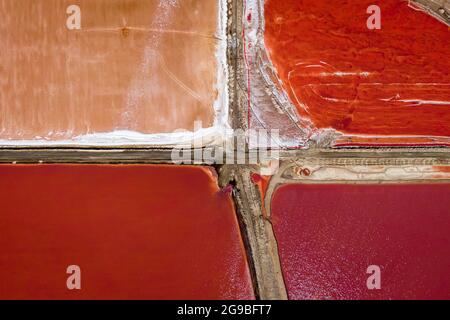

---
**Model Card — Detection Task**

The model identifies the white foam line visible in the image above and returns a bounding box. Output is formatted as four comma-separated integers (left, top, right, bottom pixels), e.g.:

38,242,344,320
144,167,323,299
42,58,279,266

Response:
397,99,450,106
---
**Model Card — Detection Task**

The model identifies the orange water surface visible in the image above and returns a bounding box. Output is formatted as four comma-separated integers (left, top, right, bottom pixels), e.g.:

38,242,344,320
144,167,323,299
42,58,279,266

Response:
265,0,450,141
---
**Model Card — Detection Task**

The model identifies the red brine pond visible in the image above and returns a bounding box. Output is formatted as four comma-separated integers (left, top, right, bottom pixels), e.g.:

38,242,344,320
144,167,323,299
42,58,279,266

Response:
265,0,450,145
271,183,450,300
0,164,254,300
